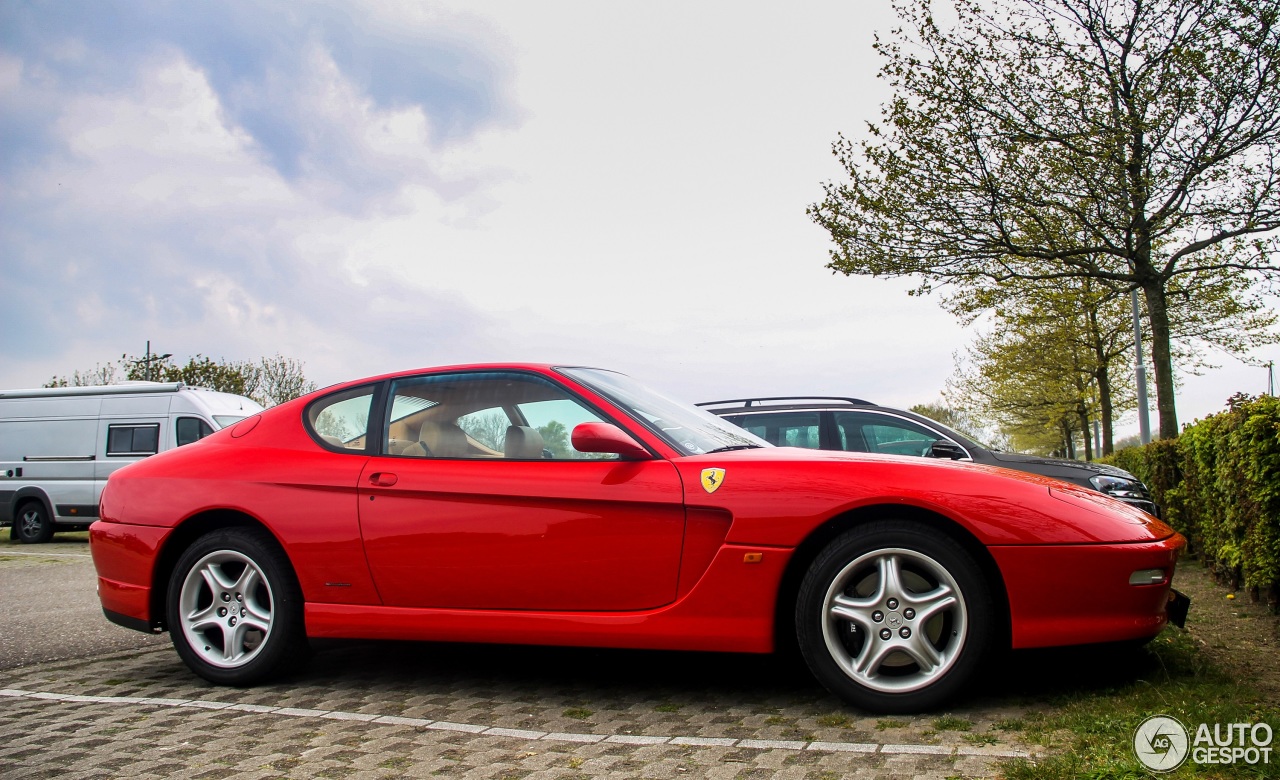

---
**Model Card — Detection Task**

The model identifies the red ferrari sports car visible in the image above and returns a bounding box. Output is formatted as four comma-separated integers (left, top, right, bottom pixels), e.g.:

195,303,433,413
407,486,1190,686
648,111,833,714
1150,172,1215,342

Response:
91,364,1188,712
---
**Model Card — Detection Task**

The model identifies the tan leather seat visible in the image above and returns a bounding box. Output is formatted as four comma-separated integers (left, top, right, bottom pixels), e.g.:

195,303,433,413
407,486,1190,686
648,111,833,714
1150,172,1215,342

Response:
386,437,415,456
418,420,470,458
504,425,545,459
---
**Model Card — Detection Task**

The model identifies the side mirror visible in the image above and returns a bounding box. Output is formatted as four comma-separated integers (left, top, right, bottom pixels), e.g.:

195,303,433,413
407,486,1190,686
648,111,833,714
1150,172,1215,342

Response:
571,422,651,460
930,440,967,460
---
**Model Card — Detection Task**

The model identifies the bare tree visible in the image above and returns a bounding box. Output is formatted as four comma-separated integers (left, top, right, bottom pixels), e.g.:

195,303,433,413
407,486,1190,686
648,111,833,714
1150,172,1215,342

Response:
44,352,317,407
44,362,120,388
250,354,317,407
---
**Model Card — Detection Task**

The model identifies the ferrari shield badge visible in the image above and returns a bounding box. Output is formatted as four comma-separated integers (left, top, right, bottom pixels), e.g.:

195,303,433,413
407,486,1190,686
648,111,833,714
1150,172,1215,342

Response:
700,467,726,494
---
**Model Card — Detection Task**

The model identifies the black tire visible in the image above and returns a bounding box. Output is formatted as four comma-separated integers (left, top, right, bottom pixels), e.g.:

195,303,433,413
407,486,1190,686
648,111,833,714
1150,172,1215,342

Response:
795,520,993,713
166,527,307,686
11,501,54,544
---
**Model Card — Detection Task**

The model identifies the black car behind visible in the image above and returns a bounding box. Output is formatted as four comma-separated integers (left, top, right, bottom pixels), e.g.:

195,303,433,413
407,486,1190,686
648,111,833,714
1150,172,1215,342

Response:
699,396,1160,517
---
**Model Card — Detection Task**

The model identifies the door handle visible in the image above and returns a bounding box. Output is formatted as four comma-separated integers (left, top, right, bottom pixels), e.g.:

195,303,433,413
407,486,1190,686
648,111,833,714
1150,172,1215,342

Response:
369,472,398,487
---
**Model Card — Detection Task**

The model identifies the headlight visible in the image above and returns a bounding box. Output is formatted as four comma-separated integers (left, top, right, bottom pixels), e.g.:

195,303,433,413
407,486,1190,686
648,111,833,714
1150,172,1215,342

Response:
1089,474,1146,500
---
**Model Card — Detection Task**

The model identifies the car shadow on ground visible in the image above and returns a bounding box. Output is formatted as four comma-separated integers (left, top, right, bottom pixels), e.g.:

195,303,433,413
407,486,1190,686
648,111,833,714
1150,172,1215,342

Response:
969,642,1160,707
299,639,822,710
293,636,1162,714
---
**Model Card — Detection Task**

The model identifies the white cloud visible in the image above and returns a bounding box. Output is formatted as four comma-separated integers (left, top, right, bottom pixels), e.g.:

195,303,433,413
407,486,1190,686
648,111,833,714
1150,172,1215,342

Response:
1,32,504,386
51,55,289,213
1,0,1272,432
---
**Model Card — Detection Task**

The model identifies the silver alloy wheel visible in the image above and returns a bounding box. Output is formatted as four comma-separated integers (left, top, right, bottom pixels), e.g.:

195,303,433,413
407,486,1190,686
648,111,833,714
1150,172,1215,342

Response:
820,547,968,694
18,507,43,536
178,549,275,669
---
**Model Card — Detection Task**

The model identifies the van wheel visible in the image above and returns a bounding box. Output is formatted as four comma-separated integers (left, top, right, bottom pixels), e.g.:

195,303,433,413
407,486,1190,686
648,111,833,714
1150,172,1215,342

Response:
166,527,307,686
12,501,54,543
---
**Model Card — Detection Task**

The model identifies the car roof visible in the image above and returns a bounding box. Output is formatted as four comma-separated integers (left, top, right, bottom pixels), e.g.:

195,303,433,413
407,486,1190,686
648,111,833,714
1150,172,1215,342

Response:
696,396,875,410
698,396,988,452
304,363,599,398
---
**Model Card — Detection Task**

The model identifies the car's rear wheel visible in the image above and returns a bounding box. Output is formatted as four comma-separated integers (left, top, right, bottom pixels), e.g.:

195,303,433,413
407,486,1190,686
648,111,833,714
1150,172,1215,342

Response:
796,521,992,713
12,501,54,544
166,527,306,685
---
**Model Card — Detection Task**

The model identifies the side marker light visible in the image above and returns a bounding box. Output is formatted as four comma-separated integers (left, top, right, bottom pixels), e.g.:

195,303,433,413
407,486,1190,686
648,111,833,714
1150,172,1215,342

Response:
1128,568,1167,586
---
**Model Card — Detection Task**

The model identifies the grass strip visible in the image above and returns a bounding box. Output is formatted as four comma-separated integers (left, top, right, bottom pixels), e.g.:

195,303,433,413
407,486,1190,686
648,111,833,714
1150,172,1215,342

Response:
999,630,1278,779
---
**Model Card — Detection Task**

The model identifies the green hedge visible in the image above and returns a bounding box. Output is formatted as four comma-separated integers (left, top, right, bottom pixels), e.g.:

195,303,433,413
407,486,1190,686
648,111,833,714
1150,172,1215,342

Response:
1106,394,1280,612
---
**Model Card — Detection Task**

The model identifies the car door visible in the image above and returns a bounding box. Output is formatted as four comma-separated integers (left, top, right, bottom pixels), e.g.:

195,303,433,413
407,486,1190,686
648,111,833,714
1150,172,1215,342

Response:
833,410,959,457
357,370,686,612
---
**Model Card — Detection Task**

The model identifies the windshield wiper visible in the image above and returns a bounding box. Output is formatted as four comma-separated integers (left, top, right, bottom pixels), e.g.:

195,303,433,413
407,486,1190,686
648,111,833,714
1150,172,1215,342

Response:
704,444,763,454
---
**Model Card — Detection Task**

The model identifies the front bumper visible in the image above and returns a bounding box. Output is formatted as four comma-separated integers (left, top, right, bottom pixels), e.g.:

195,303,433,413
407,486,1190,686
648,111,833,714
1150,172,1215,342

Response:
992,533,1187,649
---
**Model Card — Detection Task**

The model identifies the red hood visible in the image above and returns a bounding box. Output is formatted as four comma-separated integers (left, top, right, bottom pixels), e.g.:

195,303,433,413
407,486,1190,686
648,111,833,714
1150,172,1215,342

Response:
669,446,1176,547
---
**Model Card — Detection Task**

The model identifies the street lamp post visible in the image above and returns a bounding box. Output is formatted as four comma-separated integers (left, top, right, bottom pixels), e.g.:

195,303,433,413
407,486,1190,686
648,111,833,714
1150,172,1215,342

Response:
1132,289,1151,445
132,341,173,382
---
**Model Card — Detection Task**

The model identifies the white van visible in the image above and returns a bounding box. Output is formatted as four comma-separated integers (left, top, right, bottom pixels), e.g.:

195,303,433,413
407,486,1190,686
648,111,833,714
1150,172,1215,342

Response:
0,383,264,543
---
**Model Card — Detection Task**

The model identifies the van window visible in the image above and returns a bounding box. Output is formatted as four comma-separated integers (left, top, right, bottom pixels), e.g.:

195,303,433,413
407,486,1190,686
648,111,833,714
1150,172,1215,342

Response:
176,417,214,447
107,424,160,456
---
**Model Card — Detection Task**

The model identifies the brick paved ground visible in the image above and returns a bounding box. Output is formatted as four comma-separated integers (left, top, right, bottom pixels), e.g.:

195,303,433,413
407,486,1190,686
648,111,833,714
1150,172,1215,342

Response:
7,540,1275,777
1,638,1051,779
23,541,1243,778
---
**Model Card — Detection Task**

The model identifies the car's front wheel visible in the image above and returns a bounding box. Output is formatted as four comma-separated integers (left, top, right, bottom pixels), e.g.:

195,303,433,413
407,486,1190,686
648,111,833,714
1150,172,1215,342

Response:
166,527,306,685
795,520,993,713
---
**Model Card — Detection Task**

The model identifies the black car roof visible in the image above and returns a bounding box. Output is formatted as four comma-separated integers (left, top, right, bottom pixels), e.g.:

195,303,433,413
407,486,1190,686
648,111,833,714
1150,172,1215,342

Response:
696,396,875,410
699,396,989,452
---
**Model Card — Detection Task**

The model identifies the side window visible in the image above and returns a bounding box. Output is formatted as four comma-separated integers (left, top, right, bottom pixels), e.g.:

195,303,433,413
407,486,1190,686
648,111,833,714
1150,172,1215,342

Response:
306,385,376,451
385,372,620,460
834,412,941,457
516,399,618,459
455,408,511,454
730,412,821,448
176,417,214,447
106,424,160,456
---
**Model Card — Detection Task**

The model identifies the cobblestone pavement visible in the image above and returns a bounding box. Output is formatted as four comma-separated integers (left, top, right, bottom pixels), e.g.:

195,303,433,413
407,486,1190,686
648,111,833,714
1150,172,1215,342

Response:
16,541,1214,778
0,635,1060,779
5,544,1271,778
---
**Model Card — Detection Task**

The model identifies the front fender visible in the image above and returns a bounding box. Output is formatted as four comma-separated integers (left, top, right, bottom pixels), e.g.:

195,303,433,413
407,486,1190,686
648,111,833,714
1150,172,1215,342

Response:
673,450,1174,547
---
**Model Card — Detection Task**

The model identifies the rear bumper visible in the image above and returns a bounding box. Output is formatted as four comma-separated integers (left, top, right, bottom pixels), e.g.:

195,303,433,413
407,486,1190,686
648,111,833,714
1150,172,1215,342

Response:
103,607,160,634
89,520,172,632
992,533,1187,649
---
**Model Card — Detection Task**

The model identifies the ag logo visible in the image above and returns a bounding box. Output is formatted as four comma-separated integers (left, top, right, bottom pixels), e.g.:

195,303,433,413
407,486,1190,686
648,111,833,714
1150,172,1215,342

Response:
700,468,726,494
1134,715,1190,772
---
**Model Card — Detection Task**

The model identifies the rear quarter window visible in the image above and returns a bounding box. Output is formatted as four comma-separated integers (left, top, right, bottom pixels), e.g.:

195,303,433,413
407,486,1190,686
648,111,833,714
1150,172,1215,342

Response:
306,385,377,451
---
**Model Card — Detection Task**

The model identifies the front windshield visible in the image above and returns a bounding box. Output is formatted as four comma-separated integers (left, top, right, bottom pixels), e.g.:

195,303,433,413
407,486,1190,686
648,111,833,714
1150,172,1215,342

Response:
212,415,248,429
560,367,769,456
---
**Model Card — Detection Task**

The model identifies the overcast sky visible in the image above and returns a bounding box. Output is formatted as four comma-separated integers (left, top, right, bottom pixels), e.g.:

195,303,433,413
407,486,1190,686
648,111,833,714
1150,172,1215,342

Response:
2,0,1275,437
